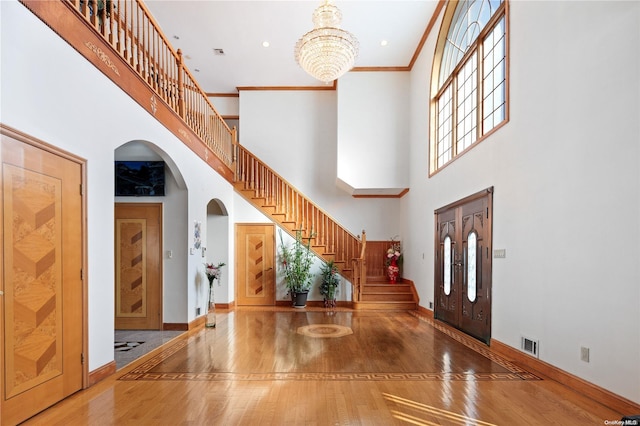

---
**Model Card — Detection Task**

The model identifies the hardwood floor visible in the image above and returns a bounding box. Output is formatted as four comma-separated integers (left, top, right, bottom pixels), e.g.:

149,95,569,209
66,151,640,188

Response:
23,308,625,425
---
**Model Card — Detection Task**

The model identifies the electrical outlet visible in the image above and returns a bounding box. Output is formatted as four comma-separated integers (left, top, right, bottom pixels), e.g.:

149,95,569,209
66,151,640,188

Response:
494,249,506,258
429,301,433,309
580,347,590,362
196,307,201,316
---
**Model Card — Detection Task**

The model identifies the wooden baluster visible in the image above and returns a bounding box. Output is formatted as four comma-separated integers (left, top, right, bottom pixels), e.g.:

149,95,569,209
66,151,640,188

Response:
115,0,121,53
143,15,148,83
267,169,273,205
249,156,255,191
258,163,264,198
123,0,130,64
99,0,106,35
135,5,141,73
177,49,185,119
232,128,238,182
89,0,97,26
108,0,114,44
240,148,246,188
298,191,302,228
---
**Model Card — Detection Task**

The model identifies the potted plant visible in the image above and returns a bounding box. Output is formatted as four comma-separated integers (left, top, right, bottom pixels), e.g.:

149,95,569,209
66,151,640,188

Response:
319,260,340,308
279,228,316,308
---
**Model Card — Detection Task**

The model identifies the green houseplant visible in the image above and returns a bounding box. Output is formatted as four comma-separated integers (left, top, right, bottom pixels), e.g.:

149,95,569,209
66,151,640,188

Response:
319,260,340,308
279,228,315,307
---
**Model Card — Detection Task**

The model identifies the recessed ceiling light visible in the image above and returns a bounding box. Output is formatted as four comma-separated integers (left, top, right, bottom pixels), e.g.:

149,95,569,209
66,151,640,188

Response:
381,40,388,47
262,41,270,48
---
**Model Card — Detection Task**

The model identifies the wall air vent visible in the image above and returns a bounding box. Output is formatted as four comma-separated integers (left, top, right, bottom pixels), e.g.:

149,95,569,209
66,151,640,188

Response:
521,337,539,358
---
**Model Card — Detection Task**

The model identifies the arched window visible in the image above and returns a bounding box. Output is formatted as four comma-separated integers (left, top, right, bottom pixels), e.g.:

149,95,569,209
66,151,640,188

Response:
430,0,508,174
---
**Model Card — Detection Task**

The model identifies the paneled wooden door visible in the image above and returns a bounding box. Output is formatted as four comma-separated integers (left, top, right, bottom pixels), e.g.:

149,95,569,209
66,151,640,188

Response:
435,188,493,344
1,128,84,425
114,203,162,329
236,224,275,306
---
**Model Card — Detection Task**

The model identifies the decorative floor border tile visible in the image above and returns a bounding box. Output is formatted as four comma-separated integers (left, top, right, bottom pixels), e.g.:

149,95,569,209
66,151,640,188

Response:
408,311,541,380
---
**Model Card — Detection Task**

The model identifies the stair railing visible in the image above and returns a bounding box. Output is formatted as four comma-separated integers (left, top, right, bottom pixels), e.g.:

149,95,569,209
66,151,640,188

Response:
65,0,234,167
36,0,368,296
235,144,366,285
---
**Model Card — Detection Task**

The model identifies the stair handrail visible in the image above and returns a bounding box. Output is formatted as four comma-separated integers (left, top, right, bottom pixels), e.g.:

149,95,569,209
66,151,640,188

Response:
235,144,366,284
65,0,234,167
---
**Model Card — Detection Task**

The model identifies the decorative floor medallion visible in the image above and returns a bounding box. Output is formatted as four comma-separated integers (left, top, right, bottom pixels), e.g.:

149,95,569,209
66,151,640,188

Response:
297,324,353,338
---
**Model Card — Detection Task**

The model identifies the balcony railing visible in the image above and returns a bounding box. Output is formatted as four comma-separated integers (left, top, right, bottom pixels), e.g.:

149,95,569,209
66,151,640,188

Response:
68,0,234,167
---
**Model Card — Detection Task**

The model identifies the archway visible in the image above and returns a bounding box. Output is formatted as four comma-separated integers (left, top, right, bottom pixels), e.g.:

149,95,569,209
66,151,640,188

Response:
205,199,230,307
113,140,188,368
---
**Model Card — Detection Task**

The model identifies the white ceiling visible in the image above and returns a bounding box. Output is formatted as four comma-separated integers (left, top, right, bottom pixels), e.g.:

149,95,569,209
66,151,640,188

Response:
144,1,440,94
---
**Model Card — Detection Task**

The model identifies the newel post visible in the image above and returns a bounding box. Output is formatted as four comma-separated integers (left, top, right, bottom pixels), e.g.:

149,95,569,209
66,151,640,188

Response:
176,48,185,119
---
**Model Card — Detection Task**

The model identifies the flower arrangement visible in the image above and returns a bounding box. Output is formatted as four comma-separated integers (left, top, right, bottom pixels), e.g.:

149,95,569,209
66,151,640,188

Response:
385,238,402,267
203,262,225,328
204,262,226,286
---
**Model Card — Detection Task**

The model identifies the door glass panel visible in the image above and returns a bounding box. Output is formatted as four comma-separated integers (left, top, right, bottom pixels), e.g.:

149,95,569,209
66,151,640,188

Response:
467,231,477,302
444,235,452,295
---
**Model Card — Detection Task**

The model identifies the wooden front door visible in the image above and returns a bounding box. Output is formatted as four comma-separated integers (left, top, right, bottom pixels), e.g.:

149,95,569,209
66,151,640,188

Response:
236,224,275,306
435,188,493,344
114,203,162,329
1,128,84,425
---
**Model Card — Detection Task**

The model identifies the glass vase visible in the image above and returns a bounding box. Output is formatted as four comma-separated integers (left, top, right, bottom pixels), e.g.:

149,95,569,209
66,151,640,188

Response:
206,279,216,328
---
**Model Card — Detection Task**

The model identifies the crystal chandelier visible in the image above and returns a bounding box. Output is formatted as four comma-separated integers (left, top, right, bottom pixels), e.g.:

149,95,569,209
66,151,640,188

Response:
294,0,359,83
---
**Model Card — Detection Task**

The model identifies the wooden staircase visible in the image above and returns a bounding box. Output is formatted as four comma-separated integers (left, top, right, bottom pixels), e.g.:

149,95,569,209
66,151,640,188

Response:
354,278,418,311
234,144,364,288
233,144,418,311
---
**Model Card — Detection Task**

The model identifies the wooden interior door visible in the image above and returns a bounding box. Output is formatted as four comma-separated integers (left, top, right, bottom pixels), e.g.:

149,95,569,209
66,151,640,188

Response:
236,224,275,306
1,128,84,425
435,188,493,344
114,203,162,329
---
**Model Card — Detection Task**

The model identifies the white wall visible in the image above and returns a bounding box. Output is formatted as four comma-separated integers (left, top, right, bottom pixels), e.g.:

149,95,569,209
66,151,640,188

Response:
404,0,640,403
1,1,235,371
238,89,400,240
209,96,239,116
337,71,410,192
